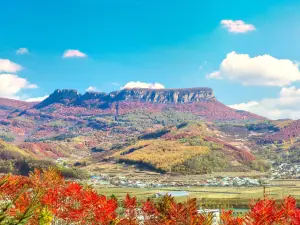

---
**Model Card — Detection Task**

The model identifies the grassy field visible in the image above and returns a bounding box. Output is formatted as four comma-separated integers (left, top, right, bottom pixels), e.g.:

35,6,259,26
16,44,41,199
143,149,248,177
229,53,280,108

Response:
95,183,300,208
96,183,300,199
84,162,300,208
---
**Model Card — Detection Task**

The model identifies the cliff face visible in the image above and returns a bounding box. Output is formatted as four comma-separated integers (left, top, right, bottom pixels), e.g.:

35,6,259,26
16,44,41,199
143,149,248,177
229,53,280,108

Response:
80,92,107,101
35,89,80,108
113,88,215,103
36,87,216,108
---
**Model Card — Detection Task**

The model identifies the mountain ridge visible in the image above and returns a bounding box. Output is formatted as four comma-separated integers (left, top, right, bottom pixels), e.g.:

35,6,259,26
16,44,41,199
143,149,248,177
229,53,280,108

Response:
35,87,216,109
0,87,279,176
0,87,265,147
0,87,264,125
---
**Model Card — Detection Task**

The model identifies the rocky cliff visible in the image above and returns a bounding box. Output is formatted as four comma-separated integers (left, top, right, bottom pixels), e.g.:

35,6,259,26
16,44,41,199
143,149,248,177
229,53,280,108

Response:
0,87,264,147
112,87,215,103
35,89,80,108
36,87,216,108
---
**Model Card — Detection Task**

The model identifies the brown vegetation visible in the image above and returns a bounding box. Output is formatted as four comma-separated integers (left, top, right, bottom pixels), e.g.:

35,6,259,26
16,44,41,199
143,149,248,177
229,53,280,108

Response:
112,140,209,172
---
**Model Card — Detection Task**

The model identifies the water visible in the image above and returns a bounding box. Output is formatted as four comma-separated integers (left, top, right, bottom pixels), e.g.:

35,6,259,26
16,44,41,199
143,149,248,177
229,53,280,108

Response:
158,191,190,197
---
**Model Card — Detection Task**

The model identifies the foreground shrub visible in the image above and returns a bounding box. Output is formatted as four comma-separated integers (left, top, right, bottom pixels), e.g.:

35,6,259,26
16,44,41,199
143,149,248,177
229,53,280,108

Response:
0,169,300,224
0,168,62,224
43,182,118,224
221,197,300,224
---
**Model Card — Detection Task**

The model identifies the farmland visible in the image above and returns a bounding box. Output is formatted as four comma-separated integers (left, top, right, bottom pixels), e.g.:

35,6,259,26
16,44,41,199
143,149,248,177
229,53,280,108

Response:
96,183,300,199
94,179,300,208
83,161,300,208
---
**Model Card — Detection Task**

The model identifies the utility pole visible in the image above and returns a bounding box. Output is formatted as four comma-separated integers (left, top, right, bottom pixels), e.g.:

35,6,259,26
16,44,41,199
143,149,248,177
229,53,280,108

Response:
186,161,190,187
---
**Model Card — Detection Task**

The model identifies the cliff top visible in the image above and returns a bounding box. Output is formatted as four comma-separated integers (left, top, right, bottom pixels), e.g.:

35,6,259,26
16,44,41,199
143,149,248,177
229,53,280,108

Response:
35,87,215,108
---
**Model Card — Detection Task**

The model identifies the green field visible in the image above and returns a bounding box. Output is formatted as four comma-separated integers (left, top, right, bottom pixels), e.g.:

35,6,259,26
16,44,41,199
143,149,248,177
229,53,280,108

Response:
95,180,300,208
97,184,299,199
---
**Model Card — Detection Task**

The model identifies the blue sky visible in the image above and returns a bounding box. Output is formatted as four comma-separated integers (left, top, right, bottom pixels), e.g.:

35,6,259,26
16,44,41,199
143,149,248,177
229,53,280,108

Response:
1,0,300,119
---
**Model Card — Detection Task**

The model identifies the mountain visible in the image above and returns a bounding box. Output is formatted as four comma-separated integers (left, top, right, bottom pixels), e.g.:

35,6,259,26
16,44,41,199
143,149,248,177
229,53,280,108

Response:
29,87,263,120
35,87,216,108
0,87,272,175
0,87,264,143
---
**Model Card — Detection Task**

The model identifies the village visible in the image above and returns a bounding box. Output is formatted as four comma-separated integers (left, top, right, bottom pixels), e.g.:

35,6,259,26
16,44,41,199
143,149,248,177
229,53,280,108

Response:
88,174,261,188
270,163,300,179
54,156,300,189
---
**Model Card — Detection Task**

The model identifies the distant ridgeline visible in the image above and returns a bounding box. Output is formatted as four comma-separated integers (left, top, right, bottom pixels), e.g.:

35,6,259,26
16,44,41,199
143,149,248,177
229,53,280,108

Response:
35,87,216,109
0,87,263,141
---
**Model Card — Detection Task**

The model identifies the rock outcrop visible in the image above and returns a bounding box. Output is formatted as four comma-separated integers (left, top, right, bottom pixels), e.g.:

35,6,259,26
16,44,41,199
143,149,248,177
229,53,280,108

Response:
35,89,80,108
36,87,216,108
112,87,215,103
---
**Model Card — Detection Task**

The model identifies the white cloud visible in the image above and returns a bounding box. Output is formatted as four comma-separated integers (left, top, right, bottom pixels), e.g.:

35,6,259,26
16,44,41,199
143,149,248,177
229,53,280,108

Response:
86,86,99,92
229,86,300,119
230,101,260,111
221,20,255,33
16,48,29,55
0,59,22,73
0,74,38,99
208,51,300,86
63,49,87,58
27,84,38,89
25,95,49,102
121,81,165,90
206,71,222,80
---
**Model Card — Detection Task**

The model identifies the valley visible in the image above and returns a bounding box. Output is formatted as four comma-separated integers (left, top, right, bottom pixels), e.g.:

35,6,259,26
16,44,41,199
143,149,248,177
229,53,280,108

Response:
3,3,300,223
1,87,300,205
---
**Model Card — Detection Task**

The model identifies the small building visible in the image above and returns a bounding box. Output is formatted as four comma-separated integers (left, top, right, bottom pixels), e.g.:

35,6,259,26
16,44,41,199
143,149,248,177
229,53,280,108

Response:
197,209,220,225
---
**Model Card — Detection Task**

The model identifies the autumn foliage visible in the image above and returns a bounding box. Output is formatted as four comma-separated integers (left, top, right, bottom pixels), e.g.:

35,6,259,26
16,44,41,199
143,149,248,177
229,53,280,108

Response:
113,140,209,172
0,169,300,224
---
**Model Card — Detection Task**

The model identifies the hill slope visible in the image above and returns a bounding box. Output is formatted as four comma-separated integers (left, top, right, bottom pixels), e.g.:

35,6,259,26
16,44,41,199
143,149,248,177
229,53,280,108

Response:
109,123,269,174
0,97,35,120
